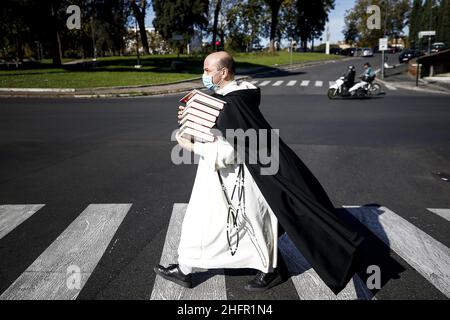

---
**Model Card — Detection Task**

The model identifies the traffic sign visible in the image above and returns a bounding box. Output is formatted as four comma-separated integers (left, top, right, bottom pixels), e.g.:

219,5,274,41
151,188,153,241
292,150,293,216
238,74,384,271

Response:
379,38,388,51
418,31,436,39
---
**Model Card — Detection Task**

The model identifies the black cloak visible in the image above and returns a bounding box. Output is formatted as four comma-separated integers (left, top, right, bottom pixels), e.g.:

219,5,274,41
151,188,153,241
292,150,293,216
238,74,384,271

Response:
212,87,364,294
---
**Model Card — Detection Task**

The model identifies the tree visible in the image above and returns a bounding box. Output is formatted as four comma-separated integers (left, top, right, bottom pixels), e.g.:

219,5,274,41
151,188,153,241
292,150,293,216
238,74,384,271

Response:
437,0,450,46
295,0,335,51
343,0,410,47
344,19,359,45
130,0,150,54
264,0,287,52
211,0,222,51
224,0,267,52
409,0,422,48
152,0,209,54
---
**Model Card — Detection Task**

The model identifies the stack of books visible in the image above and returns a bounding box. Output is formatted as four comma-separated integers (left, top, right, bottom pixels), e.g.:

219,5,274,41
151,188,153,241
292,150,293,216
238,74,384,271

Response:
178,89,226,142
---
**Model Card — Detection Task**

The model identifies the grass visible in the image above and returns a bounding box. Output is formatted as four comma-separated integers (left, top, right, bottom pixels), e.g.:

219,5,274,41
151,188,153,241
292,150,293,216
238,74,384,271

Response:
0,52,341,88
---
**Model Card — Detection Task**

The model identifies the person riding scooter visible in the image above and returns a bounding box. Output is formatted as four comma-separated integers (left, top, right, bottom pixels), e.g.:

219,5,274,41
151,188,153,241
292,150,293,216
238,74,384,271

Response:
342,65,356,90
349,62,376,95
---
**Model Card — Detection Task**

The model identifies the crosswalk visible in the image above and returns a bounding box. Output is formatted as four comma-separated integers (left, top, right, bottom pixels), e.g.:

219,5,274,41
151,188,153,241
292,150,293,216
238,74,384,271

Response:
248,79,394,90
0,203,449,300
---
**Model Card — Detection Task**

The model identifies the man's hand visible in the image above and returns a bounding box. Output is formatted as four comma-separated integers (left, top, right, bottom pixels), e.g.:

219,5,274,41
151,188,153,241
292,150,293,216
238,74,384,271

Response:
175,130,194,152
177,105,185,124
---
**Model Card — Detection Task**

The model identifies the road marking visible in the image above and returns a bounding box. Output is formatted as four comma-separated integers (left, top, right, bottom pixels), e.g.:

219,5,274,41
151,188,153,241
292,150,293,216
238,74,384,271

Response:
329,81,336,87
250,80,258,85
0,203,131,300
385,84,397,91
279,233,374,300
286,80,297,86
344,205,450,298
258,80,271,87
315,81,323,87
0,204,45,240
427,208,450,222
150,203,226,300
272,80,284,86
300,80,310,87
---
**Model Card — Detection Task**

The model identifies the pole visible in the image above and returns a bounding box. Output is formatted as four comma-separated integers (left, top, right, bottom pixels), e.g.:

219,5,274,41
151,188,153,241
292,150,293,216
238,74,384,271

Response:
381,49,385,79
290,38,293,66
428,0,433,54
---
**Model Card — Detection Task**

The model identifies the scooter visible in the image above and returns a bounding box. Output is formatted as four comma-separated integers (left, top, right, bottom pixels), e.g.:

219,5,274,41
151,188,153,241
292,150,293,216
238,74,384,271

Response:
348,76,382,98
327,76,352,99
328,76,382,99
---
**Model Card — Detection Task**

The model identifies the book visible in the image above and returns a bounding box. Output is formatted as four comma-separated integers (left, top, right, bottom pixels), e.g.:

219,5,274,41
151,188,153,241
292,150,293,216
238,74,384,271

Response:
179,113,216,128
184,100,221,118
179,126,215,142
182,106,217,123
179,89,226,110
178,89,226,143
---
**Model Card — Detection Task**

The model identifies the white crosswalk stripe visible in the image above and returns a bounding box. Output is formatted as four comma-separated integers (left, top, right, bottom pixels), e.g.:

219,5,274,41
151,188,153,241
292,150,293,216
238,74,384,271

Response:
300,80,310,87
315,81,323,87
1,203,449,299
427,208,450,222
150,203,226,300
279,233,374,300
345,205,450,298
329,81,336,87
0,204,45,240
250,80,258,85
0,203,131,300
258,80,271,86
286,80,297,86
272,80,284,86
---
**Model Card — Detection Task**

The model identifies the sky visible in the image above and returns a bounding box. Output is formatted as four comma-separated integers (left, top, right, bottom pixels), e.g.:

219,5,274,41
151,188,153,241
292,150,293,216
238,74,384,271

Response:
145,0,355,45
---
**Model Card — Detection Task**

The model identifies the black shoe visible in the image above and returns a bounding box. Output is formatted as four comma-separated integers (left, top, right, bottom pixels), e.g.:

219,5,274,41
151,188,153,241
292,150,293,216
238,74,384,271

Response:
153,264,192,288
244,269,283,292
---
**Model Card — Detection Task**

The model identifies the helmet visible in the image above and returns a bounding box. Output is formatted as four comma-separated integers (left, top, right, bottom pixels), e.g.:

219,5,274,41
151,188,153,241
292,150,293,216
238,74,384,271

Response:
348,65,355,71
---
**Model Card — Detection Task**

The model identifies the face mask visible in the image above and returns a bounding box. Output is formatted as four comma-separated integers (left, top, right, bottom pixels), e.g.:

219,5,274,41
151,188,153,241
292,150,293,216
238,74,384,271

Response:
202,69,224,91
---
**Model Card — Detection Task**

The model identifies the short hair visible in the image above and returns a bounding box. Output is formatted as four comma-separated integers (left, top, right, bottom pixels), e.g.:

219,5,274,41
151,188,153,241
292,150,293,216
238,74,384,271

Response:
364,62,371,67
217,55,235,76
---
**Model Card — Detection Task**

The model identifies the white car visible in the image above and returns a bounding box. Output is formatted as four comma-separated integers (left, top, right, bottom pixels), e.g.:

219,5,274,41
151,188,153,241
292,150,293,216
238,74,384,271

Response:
362,48,374,57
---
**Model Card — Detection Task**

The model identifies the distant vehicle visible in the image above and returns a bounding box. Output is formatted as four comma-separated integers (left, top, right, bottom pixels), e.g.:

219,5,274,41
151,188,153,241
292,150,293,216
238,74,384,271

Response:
362,47,374,57
398,49,423,63
329,47,342,55
341,47,356,56
431,42,447,53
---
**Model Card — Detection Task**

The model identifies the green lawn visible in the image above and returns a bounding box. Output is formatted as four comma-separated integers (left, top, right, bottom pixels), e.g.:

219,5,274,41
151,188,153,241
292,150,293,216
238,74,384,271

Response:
0,52,341,88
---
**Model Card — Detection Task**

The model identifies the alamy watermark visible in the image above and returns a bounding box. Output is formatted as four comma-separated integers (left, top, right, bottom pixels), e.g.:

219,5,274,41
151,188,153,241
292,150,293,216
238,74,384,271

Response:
171,128,280,176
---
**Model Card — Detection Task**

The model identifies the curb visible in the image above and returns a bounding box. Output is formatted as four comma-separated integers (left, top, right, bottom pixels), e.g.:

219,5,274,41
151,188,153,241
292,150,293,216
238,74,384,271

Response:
376,78,450,95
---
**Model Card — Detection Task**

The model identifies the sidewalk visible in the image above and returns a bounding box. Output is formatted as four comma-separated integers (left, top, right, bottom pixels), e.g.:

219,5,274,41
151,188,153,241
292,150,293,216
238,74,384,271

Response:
376,64,450,95
0,57,355,99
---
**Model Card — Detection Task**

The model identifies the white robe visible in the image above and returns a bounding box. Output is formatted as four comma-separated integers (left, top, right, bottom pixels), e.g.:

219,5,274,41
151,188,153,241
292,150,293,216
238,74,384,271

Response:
177,81,278,273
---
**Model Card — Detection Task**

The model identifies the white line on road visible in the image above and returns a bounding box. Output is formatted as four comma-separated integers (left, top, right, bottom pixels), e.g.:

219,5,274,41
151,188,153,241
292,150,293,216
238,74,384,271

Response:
286,80,297,86
344,205,450,298
315,81,323,87
427,208,450,222
258,80,271,87
385,84,397,91
250,80,258,85
329,81,336,87
0,204,45,240
0,203,131,300
272,80,284,86
150,203,226,300
279,233,374,300
300,80,310,87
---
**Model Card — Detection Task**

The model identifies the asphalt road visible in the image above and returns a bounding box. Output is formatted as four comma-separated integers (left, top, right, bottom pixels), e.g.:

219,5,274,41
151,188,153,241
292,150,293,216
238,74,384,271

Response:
0,55,449,300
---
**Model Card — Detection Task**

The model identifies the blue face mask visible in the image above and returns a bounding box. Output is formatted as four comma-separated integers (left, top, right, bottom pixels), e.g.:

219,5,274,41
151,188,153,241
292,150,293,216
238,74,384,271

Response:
202,69,224,91
202,73,216,91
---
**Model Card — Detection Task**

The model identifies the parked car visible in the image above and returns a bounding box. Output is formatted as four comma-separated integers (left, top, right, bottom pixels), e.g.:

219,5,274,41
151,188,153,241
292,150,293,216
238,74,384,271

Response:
362,47,374,57
329,47,342,55
431,42,447,53
341,47,356,56
398,49,423,63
